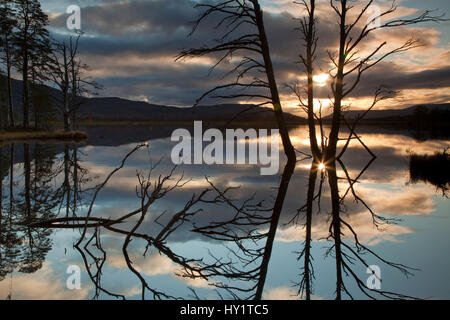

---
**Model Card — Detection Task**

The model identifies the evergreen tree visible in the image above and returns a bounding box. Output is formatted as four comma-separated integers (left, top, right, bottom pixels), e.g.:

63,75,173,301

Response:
0,0,17,128
12,0,51,129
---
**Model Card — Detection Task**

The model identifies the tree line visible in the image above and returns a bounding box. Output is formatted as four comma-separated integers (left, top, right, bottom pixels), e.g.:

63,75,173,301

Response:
0,0,97,131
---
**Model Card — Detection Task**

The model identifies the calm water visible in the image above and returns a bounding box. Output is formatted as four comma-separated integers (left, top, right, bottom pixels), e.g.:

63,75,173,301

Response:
0,125,448,300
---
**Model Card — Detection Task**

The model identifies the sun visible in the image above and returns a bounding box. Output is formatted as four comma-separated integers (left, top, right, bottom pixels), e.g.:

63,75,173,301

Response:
318,163,325,170
313,73,329,87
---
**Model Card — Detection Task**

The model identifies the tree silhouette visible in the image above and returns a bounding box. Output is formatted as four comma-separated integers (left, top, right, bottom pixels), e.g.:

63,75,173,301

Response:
12,0,52,129
0,0,17,128
49,34,101,131
325,0,445,162
177,0,296,160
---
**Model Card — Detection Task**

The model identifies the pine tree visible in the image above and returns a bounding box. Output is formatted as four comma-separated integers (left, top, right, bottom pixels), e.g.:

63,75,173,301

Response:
12,0,51,129
0,0,17,128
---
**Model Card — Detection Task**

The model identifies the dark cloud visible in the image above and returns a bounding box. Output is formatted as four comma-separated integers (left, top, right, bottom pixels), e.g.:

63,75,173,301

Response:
51,0,197,36
344,64,450,98
47,0,450,107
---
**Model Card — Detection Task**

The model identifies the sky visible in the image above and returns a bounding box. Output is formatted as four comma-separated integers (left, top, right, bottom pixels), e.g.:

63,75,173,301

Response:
41,0,450,115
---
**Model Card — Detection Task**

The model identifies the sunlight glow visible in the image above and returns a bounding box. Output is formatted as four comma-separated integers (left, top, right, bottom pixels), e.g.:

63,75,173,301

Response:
313,73,329,87
318,163,325,170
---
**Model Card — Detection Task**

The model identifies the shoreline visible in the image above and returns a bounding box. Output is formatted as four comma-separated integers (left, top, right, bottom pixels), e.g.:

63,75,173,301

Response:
0,129,88,144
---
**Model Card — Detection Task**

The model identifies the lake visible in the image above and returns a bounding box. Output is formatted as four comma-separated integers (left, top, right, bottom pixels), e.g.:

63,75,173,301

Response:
0,124,448,300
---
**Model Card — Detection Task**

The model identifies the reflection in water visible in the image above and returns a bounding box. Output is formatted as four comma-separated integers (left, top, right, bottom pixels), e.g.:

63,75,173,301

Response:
0,142,94,299
0,125,448,300
325,157,417,300
289,121,419,299
0,144,60,292
409,149,449,196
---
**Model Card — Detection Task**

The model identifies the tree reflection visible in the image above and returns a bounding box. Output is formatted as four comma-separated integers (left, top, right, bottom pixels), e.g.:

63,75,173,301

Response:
409,149,449,196
9,129,428,300
0,142,89,296
293,161,324,300
189,158,296,300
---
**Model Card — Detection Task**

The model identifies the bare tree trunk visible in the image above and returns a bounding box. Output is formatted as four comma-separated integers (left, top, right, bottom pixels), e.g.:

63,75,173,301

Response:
6,58,14,128
179,1,296,160
31,65,38,129
252,1,296,160
326,1,347,162
303,163,318,300
24,143,31,220
34,99,38,129
5,36,14,128
22,50,30,129
63,97,70,131
255,158,296,300
22,52,30,129
0,146,3,236
9,144,13,209
327,160,343,300
64,144,71,217
71,59,77,131
63,44,70,132
72,144,78,215
305,1,321,161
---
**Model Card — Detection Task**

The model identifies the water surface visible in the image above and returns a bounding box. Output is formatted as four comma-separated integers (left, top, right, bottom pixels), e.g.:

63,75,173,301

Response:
0,125,448,300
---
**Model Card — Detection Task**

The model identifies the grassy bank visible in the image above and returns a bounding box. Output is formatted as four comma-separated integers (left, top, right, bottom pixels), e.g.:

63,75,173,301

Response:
0,129,88,143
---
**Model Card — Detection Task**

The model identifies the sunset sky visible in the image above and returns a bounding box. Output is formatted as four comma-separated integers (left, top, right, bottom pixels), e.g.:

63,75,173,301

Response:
42,0,450,115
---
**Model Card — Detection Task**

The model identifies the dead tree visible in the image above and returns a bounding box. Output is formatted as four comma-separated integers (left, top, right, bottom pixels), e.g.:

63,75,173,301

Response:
325,158,420,300
177,0,296,160
293,0,322,161
28,146,237,300
326,0,446,162
49,35,100,132
67,33,101,131
295,162,323,300
49,41,71,131
32,158,296,300
191,159,296,300
289,2,445,298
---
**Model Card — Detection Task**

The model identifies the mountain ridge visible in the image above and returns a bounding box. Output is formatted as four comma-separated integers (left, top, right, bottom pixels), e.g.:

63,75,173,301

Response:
1,76,304,123
2,76,449,123
325,103,450,120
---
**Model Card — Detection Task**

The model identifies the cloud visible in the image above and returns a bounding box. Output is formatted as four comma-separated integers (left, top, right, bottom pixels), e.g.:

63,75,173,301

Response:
107,248,212,290
263,286,323,300
0,263,89,300
275,210,415,245
43,0,449,109
108,251,175,276
50,0,197,37
263,286,297,300
118,286,141,297
66,125,448,247
356,186,435,216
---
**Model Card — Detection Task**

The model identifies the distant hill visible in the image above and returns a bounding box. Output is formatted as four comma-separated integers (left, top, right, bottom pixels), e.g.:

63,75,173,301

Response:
1,76,305,124
76,97,304,123
3,75,448,124
330,103,450,121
